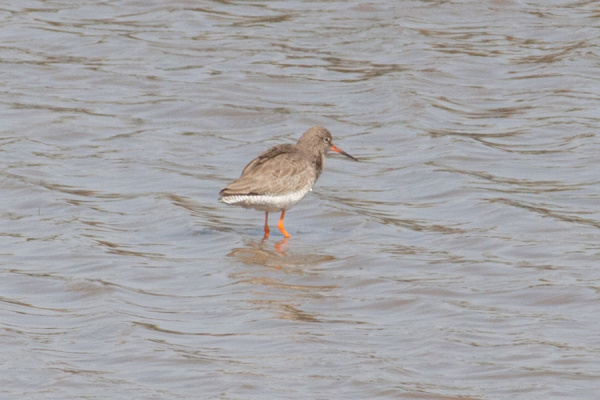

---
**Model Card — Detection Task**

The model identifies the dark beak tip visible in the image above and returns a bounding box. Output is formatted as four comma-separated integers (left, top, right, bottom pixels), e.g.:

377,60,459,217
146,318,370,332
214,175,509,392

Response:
344,153,358,162
343,151,359,162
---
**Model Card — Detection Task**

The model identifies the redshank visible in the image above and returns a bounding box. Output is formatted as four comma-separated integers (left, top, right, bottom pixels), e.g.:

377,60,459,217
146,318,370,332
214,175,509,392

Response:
219,126,357,239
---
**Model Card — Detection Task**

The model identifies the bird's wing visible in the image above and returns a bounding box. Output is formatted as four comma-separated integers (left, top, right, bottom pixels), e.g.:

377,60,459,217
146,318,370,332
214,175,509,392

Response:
220,145,315,196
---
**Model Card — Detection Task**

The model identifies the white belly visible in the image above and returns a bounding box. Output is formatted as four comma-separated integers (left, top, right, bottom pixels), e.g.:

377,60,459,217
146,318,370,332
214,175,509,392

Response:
220,188,311,212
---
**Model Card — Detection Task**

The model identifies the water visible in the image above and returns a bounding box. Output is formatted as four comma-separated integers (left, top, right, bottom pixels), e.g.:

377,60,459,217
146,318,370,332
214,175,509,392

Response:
1,1,600,398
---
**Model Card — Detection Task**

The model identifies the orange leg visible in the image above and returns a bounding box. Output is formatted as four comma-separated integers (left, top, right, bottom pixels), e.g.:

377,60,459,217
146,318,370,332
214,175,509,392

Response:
263,212,270,239
277,210,291,239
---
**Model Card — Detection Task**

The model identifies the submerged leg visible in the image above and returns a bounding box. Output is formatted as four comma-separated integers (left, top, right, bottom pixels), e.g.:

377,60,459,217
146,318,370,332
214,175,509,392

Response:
277,210,291,239
263,212,270,239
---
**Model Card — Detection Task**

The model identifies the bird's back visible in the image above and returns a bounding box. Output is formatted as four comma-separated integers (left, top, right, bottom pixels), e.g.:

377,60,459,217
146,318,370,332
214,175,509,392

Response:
219,143,317,206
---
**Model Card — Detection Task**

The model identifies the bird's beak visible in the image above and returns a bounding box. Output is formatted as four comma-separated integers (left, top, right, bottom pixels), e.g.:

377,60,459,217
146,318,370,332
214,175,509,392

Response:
330,144,358,161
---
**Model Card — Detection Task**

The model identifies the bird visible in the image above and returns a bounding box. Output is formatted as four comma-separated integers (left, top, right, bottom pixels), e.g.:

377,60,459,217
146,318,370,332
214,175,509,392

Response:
219,126,357,239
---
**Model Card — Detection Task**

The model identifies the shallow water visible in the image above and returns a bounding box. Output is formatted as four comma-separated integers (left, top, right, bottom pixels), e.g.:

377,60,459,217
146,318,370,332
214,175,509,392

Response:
2,1,600,398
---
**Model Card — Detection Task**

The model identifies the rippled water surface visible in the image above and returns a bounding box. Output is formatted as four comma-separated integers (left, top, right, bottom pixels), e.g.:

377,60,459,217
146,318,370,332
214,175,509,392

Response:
2,1,600,398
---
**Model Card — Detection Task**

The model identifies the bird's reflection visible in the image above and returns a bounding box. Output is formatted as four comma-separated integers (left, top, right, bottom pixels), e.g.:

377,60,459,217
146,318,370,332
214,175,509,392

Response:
227,238,334,269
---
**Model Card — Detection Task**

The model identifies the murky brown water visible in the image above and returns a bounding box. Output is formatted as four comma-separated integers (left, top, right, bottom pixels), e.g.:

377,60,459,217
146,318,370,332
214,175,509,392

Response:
2,1,600,398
